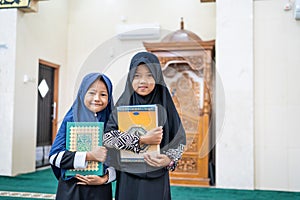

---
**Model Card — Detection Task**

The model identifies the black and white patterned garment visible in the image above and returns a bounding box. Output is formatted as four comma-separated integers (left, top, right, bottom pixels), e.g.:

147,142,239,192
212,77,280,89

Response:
164,144,185,162
49,151,86,170
164,144,185,171
103,130,141,153
49,150,116,183
103,130,185,171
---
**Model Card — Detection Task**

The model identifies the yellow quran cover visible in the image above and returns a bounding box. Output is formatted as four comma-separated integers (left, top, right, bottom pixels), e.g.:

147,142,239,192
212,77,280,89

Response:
65,122,103,176
117,104,159,162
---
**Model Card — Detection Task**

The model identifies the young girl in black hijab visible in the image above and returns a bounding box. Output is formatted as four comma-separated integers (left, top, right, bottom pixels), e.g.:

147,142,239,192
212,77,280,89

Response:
104,52,186,200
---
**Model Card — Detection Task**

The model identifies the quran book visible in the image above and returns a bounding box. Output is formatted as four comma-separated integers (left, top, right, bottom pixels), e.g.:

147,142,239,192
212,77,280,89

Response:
117,104,160,162
65,122,104,176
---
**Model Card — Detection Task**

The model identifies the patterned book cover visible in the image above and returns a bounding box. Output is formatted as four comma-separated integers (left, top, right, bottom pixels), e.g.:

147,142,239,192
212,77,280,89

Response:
117,104,160,162
65,122,104,176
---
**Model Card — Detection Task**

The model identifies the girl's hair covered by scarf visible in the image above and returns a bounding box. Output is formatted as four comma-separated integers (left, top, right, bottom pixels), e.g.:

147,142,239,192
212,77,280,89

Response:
49,72,114,180
72,73,114,124
105,52,186,174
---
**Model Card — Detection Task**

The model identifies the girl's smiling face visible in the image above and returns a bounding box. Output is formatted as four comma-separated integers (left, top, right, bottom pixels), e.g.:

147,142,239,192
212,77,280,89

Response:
84,79,108,113
132,64,155,96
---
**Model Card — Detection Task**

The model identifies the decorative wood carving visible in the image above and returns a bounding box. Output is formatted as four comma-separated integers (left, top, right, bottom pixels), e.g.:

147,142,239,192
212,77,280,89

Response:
144,19,215,186
177,157,198,173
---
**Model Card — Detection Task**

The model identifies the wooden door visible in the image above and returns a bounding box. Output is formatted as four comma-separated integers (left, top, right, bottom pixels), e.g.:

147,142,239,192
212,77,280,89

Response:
36,60,59,168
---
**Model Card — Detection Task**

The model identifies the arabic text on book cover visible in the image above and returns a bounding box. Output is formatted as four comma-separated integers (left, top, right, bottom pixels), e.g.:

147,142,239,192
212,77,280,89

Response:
65,122,104,176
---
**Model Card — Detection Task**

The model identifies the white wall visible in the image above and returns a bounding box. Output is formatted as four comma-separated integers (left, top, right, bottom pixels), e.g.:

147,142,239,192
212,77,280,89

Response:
12,0,69,175
254,0,300,191
0,9,17,176
216,0,254,189
63,0,216,120
0,0,69,176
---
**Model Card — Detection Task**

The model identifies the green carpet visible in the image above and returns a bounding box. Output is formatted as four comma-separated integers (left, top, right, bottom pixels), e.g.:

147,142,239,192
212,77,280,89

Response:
0,168,299,200
0,168,57,194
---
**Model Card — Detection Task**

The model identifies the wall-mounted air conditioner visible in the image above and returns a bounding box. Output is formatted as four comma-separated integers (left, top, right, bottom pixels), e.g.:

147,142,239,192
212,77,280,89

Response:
295,0,300,20
116,23,160,40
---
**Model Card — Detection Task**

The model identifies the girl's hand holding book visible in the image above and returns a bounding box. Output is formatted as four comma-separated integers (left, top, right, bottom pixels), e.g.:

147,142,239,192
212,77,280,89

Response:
140,126,163,145
143,153,171,167
75,174,109,185
86,146,107,162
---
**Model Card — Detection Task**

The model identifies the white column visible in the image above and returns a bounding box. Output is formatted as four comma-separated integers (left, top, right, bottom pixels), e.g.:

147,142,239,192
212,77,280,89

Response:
215,0,254,189
0,9,17,176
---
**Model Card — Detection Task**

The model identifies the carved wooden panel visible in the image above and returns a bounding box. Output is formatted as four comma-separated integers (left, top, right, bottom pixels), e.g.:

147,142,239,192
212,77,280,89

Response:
144,38,215,186
162,61,210,185
177,156,198,173
163,61,204,113
185,134,199,153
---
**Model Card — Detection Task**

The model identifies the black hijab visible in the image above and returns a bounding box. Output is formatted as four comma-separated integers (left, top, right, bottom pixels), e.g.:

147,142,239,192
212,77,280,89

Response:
105,52,186,177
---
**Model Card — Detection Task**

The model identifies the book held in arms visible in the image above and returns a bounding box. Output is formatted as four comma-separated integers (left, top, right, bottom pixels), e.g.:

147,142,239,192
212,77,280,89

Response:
65,122,104,176
117,104,160,162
